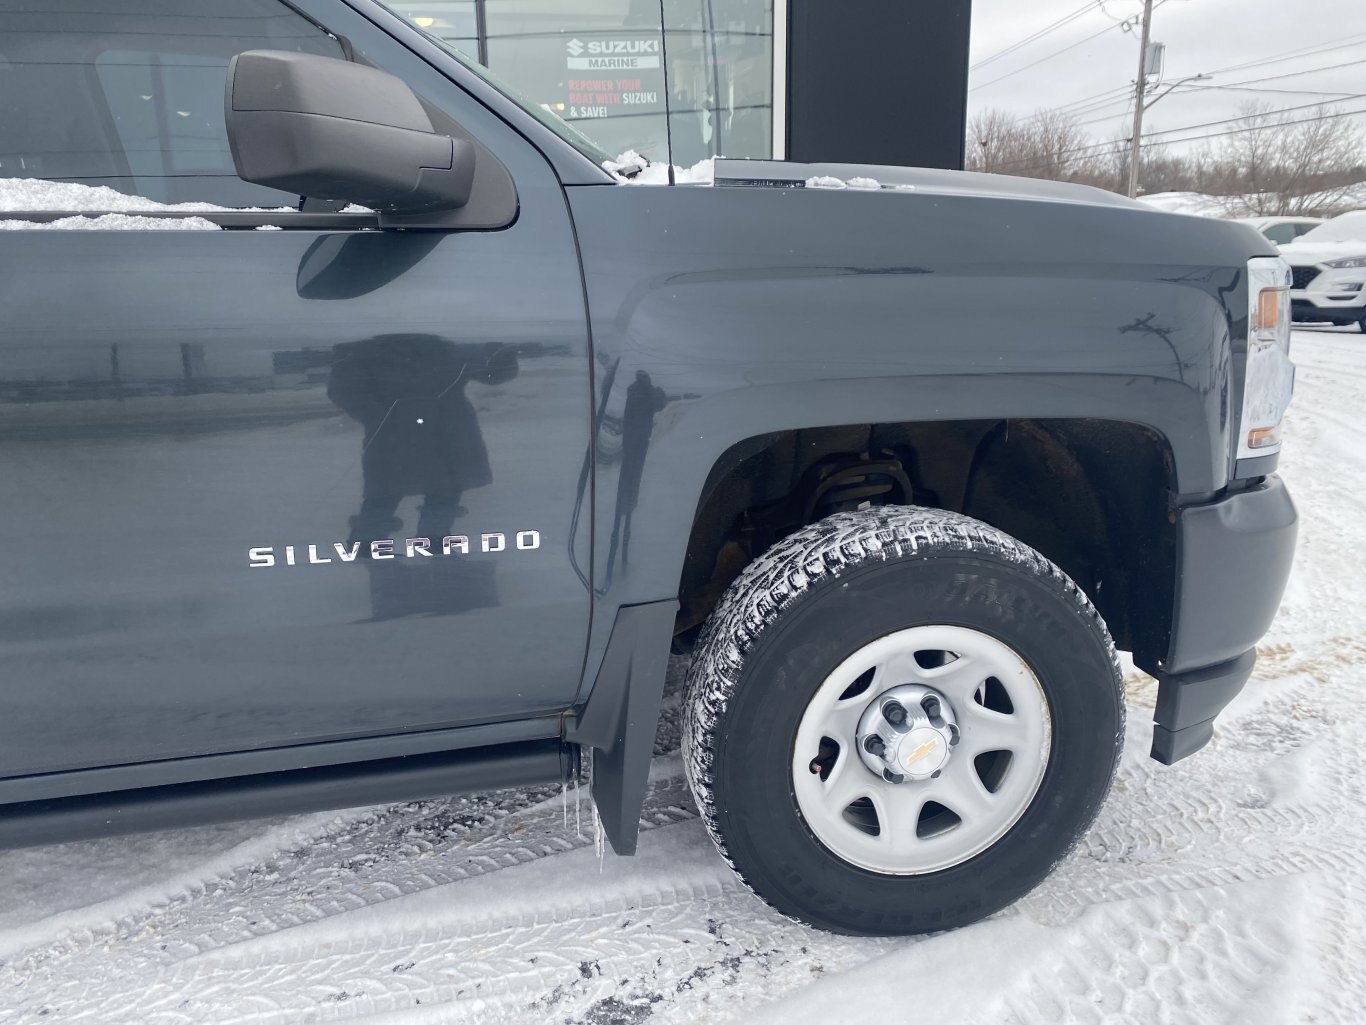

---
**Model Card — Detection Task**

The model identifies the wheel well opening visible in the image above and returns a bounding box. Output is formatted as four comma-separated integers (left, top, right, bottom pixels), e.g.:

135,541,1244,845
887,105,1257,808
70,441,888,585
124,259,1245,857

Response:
676,418,1177,667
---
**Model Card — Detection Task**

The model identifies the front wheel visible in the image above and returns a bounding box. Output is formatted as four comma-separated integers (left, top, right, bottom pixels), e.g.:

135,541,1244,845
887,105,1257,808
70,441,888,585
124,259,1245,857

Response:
683,507,1123,935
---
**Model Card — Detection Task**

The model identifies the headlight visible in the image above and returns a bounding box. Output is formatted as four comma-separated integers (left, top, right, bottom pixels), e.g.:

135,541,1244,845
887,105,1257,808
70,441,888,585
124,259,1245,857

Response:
1238,256,1294,461
1323,256,1366,269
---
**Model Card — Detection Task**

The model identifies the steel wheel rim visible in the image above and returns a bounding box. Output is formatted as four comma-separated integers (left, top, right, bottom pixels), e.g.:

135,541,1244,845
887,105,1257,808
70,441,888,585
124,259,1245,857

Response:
791,625,1053,875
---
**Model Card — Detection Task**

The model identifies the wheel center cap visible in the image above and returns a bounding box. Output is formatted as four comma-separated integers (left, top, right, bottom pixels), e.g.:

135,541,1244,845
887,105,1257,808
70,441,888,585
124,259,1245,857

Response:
855,683,960,783
899,727,949,775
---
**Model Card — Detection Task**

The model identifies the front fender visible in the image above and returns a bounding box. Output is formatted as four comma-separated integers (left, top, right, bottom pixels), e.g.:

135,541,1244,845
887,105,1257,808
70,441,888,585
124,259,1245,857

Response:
567,182,1260,693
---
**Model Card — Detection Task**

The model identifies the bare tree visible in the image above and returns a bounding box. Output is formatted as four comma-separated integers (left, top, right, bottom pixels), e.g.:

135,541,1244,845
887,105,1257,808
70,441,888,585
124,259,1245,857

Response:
966,102,1364,213
967,108,1110,185
1221,102,1363,215
966,109,1018,173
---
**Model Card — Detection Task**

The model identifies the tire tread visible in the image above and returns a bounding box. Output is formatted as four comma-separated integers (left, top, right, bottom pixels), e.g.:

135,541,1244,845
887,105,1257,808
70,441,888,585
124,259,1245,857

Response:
681,505,1123,924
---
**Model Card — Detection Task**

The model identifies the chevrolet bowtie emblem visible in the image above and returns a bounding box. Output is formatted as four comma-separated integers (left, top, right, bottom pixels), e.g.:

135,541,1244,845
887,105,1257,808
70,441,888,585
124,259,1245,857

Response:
905,739,939,766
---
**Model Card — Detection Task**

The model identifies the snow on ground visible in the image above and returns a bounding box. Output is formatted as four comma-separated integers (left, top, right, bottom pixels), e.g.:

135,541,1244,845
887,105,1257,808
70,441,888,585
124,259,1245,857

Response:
0,328,1363,1024
1136,191,1228,217
1139,180,1366,219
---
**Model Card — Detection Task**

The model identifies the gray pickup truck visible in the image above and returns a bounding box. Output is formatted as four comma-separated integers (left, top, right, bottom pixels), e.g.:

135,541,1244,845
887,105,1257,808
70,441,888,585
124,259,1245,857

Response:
0,0,1297,936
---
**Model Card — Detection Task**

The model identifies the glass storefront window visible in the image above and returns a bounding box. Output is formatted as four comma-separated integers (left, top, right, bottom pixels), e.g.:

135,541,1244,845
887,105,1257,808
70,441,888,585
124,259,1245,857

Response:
389,0,774,166
388,1,480,59
658,0,773,164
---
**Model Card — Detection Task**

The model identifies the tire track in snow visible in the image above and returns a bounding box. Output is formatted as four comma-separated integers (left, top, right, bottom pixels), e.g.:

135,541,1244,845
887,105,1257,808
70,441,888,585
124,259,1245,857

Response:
8,659,1360,1025
989,880,1307,1025
0,775,701,1021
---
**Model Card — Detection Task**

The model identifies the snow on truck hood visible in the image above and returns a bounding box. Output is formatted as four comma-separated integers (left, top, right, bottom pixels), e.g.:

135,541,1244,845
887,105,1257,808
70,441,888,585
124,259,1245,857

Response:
605,155,1147,210
716,160,1146,209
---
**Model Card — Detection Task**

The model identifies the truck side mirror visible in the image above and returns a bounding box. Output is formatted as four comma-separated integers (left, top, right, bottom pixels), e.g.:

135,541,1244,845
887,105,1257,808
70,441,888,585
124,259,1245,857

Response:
225,50,475,216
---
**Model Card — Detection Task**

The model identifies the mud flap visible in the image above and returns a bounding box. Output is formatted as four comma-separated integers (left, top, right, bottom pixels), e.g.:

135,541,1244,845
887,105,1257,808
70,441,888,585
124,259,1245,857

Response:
565,600,678,855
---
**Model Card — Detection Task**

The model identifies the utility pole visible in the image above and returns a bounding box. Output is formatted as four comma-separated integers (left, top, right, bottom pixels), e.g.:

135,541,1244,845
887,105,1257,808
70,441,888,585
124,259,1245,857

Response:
1126,0,1154,198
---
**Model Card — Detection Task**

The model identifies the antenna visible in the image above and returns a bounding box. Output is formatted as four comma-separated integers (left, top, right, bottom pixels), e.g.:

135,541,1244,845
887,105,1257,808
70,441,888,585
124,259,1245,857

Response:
657,0,676,184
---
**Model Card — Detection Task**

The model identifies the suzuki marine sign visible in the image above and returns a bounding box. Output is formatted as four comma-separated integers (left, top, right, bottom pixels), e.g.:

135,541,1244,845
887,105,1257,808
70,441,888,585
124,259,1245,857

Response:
566,37,662,70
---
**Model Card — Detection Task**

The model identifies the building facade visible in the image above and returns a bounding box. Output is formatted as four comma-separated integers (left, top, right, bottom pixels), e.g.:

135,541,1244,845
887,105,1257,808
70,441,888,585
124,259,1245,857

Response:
391,0,778,167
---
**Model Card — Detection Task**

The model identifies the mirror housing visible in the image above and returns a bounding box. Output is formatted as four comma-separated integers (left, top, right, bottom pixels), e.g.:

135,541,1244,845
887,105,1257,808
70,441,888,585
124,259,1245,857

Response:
226,51,475,218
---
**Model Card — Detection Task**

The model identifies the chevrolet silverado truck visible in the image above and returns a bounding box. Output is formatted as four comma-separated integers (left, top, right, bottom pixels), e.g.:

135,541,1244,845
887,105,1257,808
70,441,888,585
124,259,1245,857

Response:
0,0,1298,936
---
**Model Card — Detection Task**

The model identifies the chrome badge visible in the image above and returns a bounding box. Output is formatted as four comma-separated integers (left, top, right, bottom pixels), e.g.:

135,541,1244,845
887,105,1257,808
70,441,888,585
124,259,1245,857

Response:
248,531,541,567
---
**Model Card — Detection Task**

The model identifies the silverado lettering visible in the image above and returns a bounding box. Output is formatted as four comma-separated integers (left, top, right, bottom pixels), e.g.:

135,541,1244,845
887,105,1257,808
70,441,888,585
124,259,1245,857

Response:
247,531,543,567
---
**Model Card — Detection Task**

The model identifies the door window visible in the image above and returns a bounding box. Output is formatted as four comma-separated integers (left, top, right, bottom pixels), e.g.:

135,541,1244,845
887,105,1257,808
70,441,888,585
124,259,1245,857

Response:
1262,223,1297,246
0,0,346,208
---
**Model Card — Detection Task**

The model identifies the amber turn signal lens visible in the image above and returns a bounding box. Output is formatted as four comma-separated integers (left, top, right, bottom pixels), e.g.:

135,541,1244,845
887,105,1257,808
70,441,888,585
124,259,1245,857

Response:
1247,425,1281,449
1254,288,1281,334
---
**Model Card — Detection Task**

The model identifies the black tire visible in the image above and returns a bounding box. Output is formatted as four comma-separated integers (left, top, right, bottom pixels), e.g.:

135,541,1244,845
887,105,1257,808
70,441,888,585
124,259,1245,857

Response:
682,506,1123,935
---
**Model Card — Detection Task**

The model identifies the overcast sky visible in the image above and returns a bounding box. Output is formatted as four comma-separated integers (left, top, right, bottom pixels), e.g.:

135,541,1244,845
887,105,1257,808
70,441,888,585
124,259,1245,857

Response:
966,0,1366,153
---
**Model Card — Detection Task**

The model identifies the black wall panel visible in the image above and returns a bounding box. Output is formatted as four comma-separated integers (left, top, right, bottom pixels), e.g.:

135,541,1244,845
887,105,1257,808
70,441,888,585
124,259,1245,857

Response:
787,0,972,169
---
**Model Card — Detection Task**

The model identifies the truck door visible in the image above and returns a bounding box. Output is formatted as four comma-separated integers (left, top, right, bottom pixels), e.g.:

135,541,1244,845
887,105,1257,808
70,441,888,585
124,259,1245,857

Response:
0,0,592,777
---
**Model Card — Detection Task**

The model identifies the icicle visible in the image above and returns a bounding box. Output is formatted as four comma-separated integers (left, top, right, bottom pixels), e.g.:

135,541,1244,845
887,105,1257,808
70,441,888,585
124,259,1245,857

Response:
573,768,583,839
584,747,605,868
561,775,568,830
592,799,606,871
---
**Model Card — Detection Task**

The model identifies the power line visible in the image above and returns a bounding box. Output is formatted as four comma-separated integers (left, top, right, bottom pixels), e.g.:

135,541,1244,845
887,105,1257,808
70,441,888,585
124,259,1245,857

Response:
1012,56,1366,136
1195,32,1366,78
1056,83,1133,112
1064,94,1136,122
1065,59,1366,132
1074,91,1366,132
970,27,1366,160
1145,94,1365,134
1199,57,1366,91
970,2,1104,72
1049,38,1366,117
1145,106,1366,149
987,105,1366,171
976,85,1133,135
1074,105,1143,129
1058,88,1137,118
1174,82,1361,98
971,0,1174,94
988,104,1366,170
970,20,1129,92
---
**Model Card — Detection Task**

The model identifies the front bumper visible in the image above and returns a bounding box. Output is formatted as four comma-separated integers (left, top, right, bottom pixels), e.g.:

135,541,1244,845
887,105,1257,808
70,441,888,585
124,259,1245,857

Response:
1150,475,1298,764
1291,298,1364,325
1290,264,1365,323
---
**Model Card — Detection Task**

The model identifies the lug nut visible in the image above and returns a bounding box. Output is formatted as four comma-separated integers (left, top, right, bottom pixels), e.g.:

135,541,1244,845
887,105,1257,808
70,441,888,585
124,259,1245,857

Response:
864,735,886,756
922,696,941,719
884,702,907,726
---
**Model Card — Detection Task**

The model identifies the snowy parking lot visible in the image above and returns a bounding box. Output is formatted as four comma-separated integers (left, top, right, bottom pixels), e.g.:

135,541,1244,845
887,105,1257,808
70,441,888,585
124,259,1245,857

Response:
1,327,1363,1025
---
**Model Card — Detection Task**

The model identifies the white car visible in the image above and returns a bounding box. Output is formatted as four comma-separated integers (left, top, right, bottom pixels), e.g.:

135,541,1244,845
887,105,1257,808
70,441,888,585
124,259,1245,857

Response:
1233,215,1324,246
1278,211,1366,331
